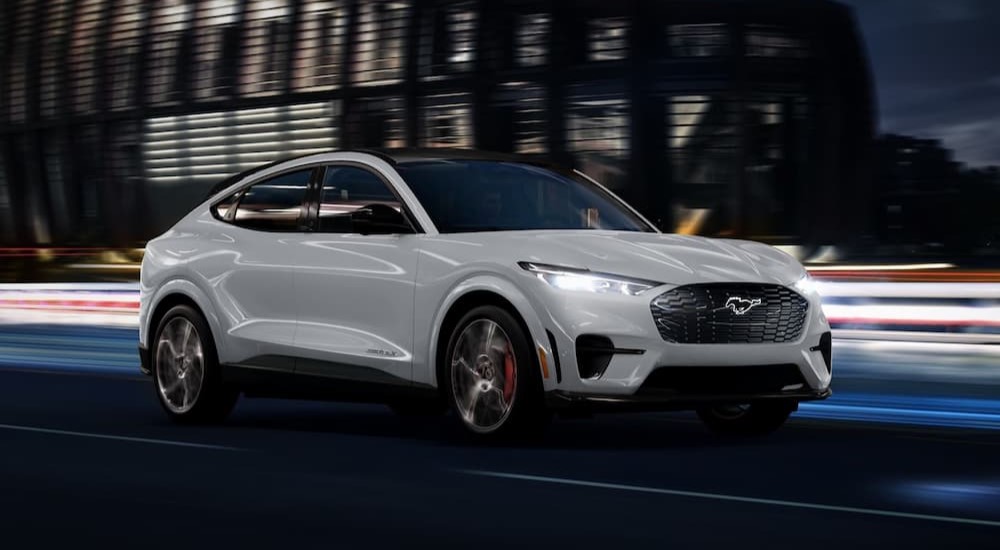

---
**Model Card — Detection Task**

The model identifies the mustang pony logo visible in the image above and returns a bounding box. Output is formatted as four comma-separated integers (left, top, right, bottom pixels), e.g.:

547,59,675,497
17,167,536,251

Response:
724,296,762,315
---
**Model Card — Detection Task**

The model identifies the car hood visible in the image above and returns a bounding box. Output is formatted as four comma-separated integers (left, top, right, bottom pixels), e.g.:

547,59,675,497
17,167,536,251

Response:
429,230,804,287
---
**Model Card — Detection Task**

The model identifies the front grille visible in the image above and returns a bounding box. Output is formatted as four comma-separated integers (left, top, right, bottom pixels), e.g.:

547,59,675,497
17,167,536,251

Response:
650,283,808,344
638,364,807,396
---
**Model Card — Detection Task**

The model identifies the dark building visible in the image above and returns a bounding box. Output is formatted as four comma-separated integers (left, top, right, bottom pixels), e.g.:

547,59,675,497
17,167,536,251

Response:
872,134,1000,255
0,0,875,249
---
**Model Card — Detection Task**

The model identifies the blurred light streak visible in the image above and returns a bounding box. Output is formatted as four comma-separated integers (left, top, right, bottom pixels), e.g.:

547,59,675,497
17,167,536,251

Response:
808,263,955,271
799,393,1000,430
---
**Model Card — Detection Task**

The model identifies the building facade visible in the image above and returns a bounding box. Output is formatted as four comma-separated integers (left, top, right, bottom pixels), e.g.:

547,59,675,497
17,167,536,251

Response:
0,0,875,248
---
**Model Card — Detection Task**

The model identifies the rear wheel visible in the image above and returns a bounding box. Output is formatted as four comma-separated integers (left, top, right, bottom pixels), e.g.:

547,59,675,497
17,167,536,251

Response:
697,402,795,436
153,305,238,424
444,305,549,439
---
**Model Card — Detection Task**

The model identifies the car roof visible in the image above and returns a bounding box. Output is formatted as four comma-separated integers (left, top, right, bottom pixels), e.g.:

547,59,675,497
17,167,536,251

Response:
354,147,561,168
203,148,567,201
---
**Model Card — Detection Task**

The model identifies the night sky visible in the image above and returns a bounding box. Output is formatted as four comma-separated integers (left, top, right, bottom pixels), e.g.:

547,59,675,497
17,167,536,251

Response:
843,0,1000,167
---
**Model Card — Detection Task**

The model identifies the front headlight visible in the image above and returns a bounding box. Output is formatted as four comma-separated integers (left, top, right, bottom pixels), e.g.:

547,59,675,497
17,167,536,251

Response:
792,271,819,296
518,262,661,296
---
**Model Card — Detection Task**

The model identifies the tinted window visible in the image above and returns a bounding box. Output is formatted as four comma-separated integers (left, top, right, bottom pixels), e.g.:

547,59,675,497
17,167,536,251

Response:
213,190,240,219
395,160,653,233
317,166,409,233
232,169,311,231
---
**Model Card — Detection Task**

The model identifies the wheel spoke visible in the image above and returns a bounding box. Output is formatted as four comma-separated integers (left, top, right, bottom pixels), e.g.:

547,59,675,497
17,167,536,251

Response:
181,322,193,355
462,386,481,423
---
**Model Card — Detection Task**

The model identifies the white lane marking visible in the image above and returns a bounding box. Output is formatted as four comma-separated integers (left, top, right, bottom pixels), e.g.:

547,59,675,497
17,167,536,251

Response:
0,423,242,451
459,470,1000,528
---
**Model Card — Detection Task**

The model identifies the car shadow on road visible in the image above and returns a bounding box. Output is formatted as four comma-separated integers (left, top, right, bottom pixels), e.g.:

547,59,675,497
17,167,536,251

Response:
219,398,828,451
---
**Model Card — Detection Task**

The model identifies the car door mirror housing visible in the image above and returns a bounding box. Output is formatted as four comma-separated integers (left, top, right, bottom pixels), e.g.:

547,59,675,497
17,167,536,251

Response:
351,204,413,235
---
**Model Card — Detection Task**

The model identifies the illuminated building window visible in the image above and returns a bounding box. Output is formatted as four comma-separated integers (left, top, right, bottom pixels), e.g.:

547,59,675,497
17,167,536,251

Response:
420,93,473,149
242,0,291,96
7,1,37,122
108,0,143,110
352,1,411,87
667,23,729,57
191,0,239,100
40,0,72,119
294,1,349,91
148,1,191,104
419,1,477,79
515,13,549,67
566,86,629,190
745,25,809,58
588,17,629,62
69,0,103,114
143,102,340,185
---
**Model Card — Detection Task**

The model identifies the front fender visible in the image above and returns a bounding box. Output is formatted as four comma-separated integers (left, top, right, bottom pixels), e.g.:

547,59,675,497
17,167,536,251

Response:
424,274,557,392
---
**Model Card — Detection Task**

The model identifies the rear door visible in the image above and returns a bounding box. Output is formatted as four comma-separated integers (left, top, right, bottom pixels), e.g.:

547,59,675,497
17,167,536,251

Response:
212,167,317,369
290,163,421,385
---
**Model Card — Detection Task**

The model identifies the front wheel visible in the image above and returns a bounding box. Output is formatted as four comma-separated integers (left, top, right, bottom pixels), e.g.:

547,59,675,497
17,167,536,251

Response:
152,305,238,424
696,402,795,436
444,305,549,439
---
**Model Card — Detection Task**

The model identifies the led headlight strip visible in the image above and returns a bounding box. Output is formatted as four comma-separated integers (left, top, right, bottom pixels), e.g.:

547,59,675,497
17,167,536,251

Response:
518,262,662,296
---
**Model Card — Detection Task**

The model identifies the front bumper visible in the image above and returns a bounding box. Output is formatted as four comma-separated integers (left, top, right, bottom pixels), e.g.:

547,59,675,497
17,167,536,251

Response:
531,281,833,398
546,387,831,413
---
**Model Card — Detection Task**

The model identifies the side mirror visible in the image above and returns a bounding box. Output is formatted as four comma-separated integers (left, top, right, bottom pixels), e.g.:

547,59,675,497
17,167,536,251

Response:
351,203,412,235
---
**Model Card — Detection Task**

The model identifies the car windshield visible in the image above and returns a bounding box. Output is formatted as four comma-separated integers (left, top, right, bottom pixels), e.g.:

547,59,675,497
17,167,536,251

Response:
395,160,655,233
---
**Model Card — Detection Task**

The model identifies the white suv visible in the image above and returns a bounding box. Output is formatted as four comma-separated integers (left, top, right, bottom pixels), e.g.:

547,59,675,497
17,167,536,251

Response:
138,149,832,438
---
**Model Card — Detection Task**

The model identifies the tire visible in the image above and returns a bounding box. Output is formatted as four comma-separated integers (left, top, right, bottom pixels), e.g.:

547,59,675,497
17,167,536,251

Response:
443,305,549,439
696,402,795,436
152,304,238,424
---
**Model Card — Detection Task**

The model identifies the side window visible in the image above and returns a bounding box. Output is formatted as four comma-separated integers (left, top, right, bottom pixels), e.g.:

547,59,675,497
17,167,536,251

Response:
318,166,412,234
213,190,240,220
231,169,311,231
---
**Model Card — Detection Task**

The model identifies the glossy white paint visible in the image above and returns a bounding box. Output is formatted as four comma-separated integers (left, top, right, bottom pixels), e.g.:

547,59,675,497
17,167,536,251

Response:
139,151,831,399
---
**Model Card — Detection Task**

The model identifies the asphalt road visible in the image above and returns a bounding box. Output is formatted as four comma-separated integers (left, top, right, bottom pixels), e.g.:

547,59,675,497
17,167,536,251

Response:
1,366,998,549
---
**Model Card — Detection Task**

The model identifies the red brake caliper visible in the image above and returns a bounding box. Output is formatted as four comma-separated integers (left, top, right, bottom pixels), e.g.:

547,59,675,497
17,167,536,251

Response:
503,343,516,402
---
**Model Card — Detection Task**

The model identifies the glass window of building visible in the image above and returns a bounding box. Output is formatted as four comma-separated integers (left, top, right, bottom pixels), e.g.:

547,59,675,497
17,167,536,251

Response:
69,0,103,114
668,94,738,186
495,82,548,155
191,0,239,100
242,0,291,96
40,0,72,119
108,0,143,110
0,145,12,239
420,93,473,149
7,1,37,122
515,13,549,67
143,102,339,185
352,0,412,87
419,1,477,79
745,25,810,58
232,169,311,232
667,23,729,57
294,1,349,91
346,96,407,148
588,17,629,62
566,86,630,188
148,1,191,104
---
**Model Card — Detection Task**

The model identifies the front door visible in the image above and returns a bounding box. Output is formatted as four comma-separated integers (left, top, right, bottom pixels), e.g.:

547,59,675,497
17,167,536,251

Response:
290,164,420,385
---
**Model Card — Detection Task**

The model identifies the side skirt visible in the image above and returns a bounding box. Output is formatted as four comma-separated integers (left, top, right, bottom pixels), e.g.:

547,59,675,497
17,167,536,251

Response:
221,357,438,405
